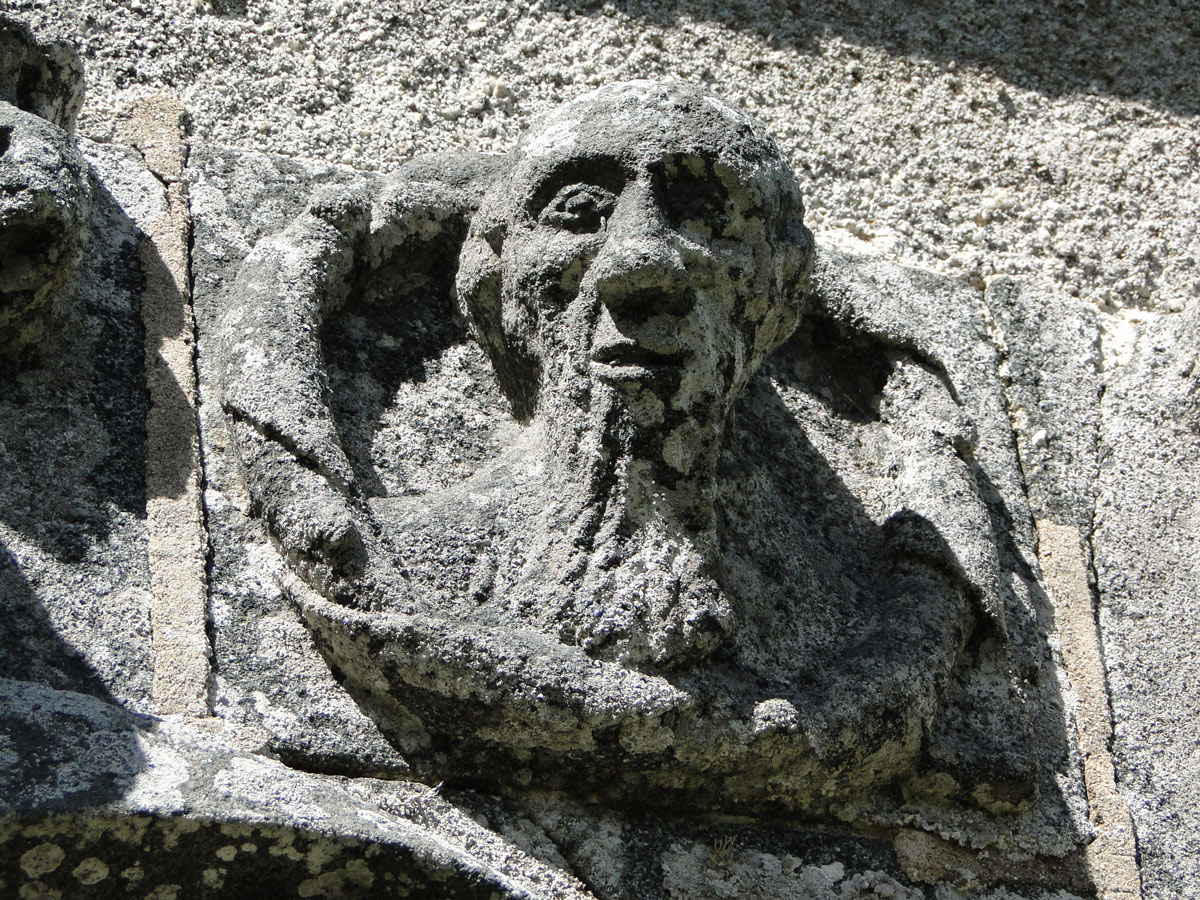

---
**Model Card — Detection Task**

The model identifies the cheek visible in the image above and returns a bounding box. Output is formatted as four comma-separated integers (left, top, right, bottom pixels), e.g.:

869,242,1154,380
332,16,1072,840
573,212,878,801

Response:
738,259,775,328
678,228,764,290
683,252,773,406
685,245,767,341
501,230,602,350
504,229,602,307
706,210,775,321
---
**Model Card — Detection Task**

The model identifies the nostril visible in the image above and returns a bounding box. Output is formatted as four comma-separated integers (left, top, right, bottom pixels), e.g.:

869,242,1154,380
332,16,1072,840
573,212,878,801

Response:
0,125,11,157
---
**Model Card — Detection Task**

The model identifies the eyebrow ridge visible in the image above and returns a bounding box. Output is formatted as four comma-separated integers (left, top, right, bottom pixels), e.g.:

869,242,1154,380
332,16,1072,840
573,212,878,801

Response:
526,155,629,219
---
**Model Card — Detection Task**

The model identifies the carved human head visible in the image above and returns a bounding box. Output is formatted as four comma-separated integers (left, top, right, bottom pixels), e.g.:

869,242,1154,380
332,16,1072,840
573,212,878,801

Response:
457,81,814,432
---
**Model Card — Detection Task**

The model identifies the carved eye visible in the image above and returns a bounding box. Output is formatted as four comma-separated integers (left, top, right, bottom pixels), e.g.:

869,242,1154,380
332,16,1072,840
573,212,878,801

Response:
664,173,732,236
538,183,617,233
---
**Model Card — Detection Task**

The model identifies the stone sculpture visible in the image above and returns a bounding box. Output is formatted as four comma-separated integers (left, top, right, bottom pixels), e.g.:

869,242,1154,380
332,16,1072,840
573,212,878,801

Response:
220,81,1039,823
0,8,1126,890
0,17,90,367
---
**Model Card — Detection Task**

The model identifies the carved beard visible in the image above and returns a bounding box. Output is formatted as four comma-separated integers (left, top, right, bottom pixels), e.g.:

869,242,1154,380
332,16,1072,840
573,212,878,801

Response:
488,348,737,671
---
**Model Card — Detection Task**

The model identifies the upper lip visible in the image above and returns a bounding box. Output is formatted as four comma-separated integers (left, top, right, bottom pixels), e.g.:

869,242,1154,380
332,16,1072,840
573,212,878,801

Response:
590,341,686,368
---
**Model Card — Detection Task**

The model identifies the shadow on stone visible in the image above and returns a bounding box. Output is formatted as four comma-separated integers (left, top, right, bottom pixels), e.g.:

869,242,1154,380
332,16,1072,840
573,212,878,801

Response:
0,144,182,712
546,0,1199,116
0,544,114,700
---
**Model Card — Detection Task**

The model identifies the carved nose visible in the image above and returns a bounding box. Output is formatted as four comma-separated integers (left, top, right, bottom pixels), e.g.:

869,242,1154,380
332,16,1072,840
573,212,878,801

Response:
590,191,692,320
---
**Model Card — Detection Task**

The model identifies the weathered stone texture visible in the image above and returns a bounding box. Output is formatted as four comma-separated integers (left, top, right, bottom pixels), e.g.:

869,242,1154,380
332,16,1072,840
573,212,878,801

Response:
0,15,82,132
180,84,1099,899
1094,302,1200,900
0,15,1166,895
0,136,158,710
189,145,413,776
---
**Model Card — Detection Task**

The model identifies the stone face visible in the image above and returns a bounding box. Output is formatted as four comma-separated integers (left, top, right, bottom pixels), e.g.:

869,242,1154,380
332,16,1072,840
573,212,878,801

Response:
449,83,811,669
210,81,1088,865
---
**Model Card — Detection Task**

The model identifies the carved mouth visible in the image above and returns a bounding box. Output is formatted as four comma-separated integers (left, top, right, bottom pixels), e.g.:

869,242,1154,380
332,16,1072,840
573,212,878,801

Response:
590,342,686,378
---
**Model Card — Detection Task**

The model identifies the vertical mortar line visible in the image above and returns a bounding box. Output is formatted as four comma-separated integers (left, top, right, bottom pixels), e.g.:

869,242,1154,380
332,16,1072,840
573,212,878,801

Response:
126,95,212,718
1037,520,1142,900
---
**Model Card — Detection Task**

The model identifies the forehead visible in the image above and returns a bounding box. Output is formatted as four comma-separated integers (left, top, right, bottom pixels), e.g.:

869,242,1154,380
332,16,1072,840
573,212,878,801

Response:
511,82,791,199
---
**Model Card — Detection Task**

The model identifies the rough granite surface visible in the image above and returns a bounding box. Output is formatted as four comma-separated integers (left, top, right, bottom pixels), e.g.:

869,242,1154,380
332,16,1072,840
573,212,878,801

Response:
1093,301,1200,900
0,3,1196,899
0,134,158,711
191,100,1093,896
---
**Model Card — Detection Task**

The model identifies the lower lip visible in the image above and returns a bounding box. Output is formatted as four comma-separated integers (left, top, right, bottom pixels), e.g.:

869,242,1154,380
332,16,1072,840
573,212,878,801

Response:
590,359,684,381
